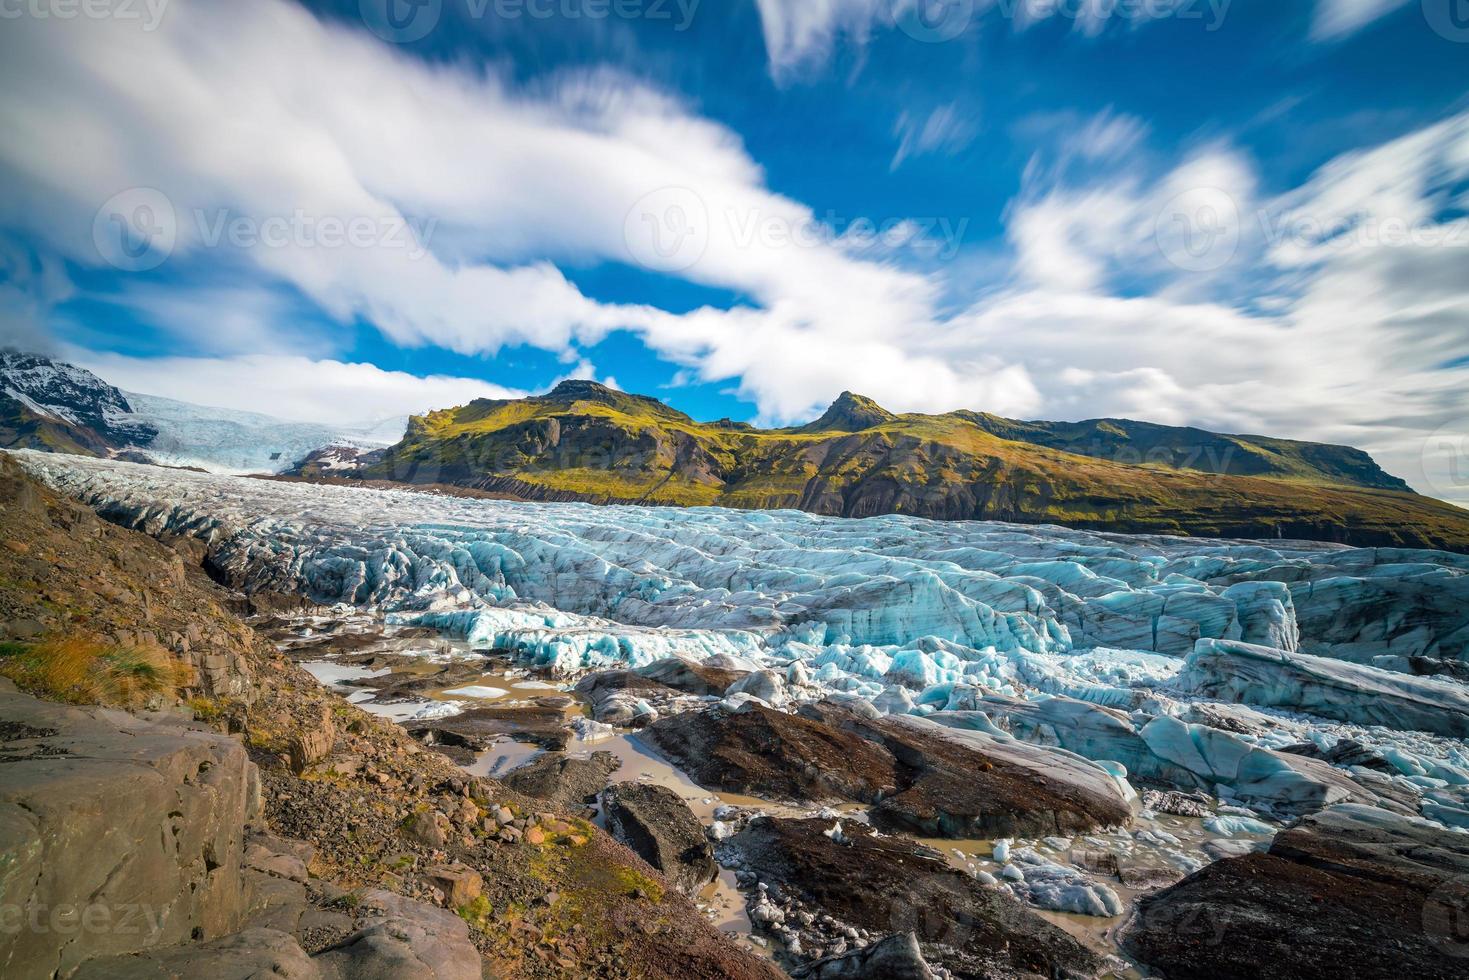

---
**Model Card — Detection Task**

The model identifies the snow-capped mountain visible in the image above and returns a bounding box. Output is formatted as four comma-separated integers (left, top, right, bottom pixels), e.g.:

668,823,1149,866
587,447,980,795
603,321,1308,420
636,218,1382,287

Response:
0,349,157,448
0,350,405,474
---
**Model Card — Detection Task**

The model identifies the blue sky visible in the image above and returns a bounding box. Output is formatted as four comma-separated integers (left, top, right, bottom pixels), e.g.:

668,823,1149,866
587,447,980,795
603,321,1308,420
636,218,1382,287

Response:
1,0,1467,500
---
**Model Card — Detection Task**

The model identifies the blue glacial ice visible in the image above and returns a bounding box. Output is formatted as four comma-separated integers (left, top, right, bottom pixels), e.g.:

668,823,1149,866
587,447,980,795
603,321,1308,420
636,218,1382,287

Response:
15,451,1469,828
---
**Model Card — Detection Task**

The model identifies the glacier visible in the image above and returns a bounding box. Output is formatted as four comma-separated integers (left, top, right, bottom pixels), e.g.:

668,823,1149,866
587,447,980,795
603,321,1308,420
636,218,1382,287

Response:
120,392,405,475
13,451,1469,829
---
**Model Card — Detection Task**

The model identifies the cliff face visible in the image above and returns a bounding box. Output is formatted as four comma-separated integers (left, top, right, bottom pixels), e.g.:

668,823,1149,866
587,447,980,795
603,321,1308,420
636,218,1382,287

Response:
344,382,1469,552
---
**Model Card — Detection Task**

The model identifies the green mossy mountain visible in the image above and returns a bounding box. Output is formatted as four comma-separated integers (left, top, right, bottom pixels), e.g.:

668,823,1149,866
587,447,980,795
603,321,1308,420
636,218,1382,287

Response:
327,381,1469,551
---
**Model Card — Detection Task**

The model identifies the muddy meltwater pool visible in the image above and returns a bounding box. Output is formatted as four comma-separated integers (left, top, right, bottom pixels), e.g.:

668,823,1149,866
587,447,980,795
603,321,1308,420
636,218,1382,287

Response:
284,612,1274,976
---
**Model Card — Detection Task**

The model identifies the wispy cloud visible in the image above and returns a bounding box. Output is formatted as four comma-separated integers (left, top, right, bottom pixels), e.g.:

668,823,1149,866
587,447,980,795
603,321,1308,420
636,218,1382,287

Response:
1310,0,1411,40
891,103,978,170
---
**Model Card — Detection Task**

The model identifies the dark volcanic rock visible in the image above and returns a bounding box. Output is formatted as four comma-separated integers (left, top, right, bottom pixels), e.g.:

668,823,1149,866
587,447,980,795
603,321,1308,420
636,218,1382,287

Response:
1124,803,1469,980
791,932,935,980
646,701,1134,838
723,817,1099,979
501,750,622,813
637,656,749,696
602,782,717,895
405,699,571,752
803,703,1137,837
641,703,898,804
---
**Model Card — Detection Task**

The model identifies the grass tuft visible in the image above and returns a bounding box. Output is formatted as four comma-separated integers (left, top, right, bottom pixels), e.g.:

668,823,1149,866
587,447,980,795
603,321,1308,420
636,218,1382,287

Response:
0,636,194,707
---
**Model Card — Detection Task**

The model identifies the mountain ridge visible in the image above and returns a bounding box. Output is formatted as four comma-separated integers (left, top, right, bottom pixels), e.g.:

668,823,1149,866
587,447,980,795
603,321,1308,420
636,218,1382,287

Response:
329,381,1469,552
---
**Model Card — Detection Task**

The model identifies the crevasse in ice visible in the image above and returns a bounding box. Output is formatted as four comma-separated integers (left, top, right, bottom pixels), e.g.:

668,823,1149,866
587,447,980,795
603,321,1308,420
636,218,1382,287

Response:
16,452,1469,828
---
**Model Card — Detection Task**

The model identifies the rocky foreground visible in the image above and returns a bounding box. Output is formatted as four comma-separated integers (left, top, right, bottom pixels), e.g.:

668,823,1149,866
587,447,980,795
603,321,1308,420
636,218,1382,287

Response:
0,458,779,979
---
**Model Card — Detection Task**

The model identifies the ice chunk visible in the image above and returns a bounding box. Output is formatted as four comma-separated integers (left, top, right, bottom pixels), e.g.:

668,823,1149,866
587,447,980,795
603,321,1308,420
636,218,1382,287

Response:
1178,639,1469,737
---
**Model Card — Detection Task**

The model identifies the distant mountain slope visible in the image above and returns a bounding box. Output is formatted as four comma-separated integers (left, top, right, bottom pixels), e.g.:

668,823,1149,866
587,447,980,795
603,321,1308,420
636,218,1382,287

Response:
963,413,1411,492
0,349,156,453
342,381,1469,552
0,350,403,473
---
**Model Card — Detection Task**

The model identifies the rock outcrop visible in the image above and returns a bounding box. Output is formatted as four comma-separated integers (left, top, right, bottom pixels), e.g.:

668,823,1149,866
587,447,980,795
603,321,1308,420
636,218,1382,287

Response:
646,700,1136,838
1124,803,1469,980
0,454,259,700
601,782,717,895
0,681,257,979
723,816,1099,978
501,750,621,813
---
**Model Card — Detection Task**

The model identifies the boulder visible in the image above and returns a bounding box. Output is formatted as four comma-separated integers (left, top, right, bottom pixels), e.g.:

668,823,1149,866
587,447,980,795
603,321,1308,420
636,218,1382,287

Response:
791,932,935,980
422,865,484,909
602,782,717,895
313,889,481,980
501,750,621,812
0,687,254,978
641,703,897,805
1125,804,1469,980
722,817,1098,979
71,927,320,980
636,656,749,696
286,705,336,775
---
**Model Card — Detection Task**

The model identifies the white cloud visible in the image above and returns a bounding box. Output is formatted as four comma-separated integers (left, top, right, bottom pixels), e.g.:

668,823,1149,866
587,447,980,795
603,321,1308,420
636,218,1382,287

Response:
2,1,1467,508
969,108,1469,505
0,0,986,416
752,0,894,79
891,103,977,170
750,0,1223,78
68,350,525,427
1311,0,1411,40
